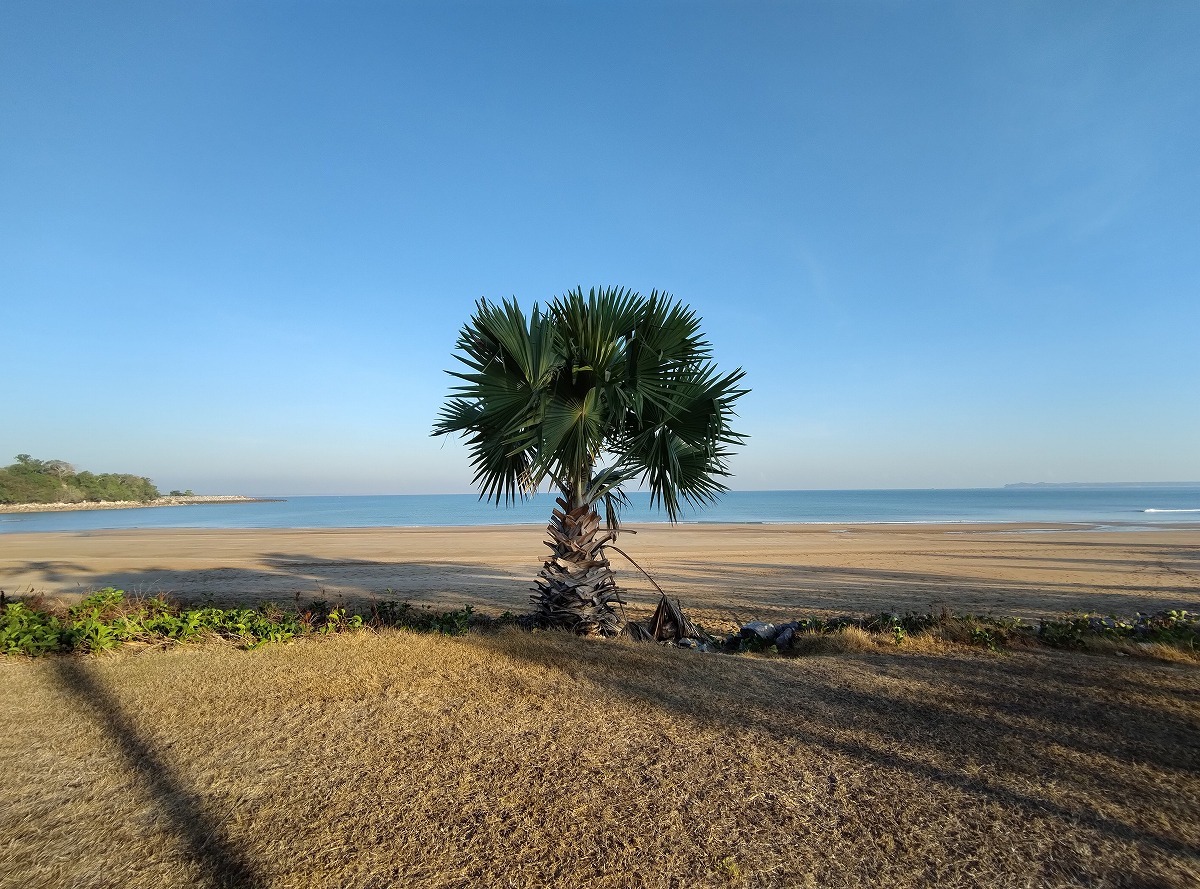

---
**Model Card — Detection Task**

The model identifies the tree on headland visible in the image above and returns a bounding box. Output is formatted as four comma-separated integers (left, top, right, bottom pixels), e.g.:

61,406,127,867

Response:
433,286,748,635
0,456,160,505
43,460,76,479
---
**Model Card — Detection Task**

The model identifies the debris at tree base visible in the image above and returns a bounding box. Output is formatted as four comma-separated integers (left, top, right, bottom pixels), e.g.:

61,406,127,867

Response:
619,621,653,642
621,594,712,645
740,621,778,643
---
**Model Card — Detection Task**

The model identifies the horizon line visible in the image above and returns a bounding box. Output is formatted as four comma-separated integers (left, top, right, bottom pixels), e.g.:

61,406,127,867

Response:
219,482,1200,498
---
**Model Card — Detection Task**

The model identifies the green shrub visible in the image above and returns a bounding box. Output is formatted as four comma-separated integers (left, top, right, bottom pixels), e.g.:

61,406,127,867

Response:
0,604,63,655
0,589,496,656
0,455,161,504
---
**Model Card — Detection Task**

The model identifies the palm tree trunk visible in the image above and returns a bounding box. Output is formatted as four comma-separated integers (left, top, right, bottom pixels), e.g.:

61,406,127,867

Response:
531,497,625,635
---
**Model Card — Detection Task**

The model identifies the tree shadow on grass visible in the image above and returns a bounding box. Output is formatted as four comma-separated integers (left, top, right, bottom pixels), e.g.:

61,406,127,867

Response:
476,630,1200,868
48,658,268,889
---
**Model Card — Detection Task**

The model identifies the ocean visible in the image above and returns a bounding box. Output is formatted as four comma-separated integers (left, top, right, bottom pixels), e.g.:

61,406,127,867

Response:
2,487,1199,534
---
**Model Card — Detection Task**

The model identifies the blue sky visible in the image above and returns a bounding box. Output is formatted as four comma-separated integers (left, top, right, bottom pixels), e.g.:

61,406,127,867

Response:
2,1,1197,495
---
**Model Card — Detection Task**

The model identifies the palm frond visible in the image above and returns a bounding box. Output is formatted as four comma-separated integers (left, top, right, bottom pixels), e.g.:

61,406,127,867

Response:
433,287,748,519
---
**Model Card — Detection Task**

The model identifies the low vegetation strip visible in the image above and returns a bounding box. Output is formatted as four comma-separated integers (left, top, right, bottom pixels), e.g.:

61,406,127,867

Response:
0,590,483,655
2,630,1198,888
722,609,1200,659
1,589,1196,661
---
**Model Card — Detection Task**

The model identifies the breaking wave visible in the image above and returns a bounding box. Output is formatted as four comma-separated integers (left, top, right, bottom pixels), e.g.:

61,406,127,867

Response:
1143,508,1200,513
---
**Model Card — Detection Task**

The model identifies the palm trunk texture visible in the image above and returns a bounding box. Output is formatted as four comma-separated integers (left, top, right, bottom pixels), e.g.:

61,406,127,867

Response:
531,498,625,636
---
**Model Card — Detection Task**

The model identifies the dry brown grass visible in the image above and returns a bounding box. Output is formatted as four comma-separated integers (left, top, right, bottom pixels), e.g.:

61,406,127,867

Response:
787,626,879,656
3,630,1199,889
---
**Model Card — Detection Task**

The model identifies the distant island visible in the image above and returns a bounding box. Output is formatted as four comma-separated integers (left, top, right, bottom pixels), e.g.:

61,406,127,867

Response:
0,454,270,512
1005,481,1200,488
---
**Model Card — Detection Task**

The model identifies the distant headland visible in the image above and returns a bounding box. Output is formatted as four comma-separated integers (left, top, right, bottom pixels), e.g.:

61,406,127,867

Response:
1004,481,1200,488
0,453,277,513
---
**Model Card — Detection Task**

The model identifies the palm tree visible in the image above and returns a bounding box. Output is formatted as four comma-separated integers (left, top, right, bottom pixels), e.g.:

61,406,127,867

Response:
433,286,748,636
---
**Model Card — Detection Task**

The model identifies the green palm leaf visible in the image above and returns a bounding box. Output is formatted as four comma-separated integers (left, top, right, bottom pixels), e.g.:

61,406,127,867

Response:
433,287,748,521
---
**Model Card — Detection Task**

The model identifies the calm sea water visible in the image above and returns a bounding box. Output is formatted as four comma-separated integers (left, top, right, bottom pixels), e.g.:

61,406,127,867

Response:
2,487,1199,534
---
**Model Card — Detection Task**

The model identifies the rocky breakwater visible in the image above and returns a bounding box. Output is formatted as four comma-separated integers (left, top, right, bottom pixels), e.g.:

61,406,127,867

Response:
0,495,276,514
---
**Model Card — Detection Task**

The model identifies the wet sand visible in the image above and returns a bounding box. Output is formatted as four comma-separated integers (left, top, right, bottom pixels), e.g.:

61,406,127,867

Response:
2,524,1198,627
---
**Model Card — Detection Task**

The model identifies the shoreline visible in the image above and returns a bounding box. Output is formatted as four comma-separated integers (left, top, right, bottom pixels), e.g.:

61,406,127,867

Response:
2,520,1196,535
2,515,1198,532
0,495,278,515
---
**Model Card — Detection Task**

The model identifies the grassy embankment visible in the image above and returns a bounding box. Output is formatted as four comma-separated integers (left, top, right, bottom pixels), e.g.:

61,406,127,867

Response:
3,598,1199,889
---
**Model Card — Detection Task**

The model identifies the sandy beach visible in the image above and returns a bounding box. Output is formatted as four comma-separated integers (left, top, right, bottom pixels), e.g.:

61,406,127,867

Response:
2,523,1197,627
